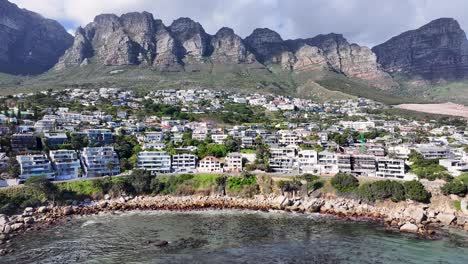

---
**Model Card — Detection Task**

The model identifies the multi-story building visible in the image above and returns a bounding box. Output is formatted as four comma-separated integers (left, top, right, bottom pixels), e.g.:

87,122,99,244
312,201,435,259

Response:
43,132,68,148
137,151,172,174
416,145,450,159
142,131,164,142
318,151,338,174
337,154,352,173
439,159,468,177
224,152,243,173
81,147,120,177
11,133,37,151
0,153,9,170
198,156,223,173
172,154,197,173
270,146,296,158
269,157,296,174
211,134,228,144
49,150,81,180
74,129,113,145
297,150,318,174
376,158,406,180
17,154,55,181
34,119,56,133
352,155,376,176
278,131,301,145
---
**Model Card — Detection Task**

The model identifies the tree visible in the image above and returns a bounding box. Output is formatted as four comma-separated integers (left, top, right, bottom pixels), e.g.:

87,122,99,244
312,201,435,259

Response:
25,176,59,204
330,172,359,193
107,161,115,177
224,135,241,153
403,181,430,203
215,175,227,195
71,134,89,150
441,181,467,196
126,169,154,194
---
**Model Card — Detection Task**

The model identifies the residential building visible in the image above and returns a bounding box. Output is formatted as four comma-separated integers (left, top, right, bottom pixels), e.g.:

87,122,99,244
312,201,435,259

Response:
269,157,296,174
137,151,171,174
298,150,318,174
172,154,197,173
337,154,352,173
43,132,68,147
0,153,9,170
416,145,450,159
211,134,228,144
11,133,37,151
50,150,81,180
81,147,120,177
376,158,406,179
17,154,55,180
439,159,468,177
198,156,223,173
352,155,376,176
225,152,243,173
318,151,338,174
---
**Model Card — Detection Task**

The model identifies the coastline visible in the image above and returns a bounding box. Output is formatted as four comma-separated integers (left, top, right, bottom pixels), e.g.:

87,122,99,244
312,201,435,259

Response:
2,194,468,255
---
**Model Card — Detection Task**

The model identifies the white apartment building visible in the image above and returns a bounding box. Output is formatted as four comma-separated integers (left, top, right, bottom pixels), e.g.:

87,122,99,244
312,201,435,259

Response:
388,145,411,159
270,146,296,158
81,147,120,177
376,158,406,180
137,151,171,174
172,154,197,173
416,145,450,159
298,150,318,174
49,150,81,180
198,156,223,173
17,154,55,180
352,155,377,177
318,151,338,174
225,152,243,173
211,134,228,144
142,131,164,142
269,157,296,174
278,131,301,145
439,159,468,177
340,121,375,132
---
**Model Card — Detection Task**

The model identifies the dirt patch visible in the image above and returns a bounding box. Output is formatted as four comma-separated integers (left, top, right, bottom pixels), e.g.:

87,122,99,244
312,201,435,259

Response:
395,102,468,119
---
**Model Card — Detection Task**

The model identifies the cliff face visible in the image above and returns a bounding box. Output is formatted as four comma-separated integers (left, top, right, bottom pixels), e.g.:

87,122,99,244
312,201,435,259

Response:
0,0,73,75
57,11,395,88
372,18,468,81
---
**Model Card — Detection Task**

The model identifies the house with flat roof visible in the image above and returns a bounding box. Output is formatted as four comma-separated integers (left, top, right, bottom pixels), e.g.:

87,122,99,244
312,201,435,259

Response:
50,150,81,180
17,154,55,180
137,151,172,174
224,152,243,173
81,147,120,177
172,153,197,173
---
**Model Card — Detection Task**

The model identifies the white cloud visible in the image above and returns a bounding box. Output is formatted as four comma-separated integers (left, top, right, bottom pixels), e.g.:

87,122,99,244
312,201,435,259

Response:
10,0,468,47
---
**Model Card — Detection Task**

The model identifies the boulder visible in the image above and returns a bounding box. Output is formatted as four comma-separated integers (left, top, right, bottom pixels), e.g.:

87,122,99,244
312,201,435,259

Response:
63,206,74,216
403,207,425,224
0,215,8,227
461,199,468,215
436,213,456,225
104,194,111,200
119,197,126,203
23,217,34,225
37,206,48,214
10,222,24,231
400,223,419,233
2,224,11,234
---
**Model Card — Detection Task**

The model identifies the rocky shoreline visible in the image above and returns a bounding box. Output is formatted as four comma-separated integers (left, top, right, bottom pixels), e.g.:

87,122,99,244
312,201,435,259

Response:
1,194,468,255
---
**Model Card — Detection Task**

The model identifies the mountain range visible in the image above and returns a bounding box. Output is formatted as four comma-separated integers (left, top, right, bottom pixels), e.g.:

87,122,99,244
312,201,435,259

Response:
0,0,467,104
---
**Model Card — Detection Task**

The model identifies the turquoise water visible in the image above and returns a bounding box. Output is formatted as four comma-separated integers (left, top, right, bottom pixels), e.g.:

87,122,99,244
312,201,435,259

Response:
2,210,468,264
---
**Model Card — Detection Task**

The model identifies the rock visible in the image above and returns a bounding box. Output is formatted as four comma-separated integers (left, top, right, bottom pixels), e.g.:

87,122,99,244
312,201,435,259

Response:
211,27,256,64
2,224,11,234
37,206,48,214
464,224,468,231
23,217,34,225
24,207,34,213
10,223,24,231
373,18,468,81
119,197,126,203
84,198,92,204
403,207,426,224
153,240,169,247
0,215,8,227
104,194,111,200
437,213,456,226
0,0,73,75
63,206,74,216
400,223,419,233
461,199,468,215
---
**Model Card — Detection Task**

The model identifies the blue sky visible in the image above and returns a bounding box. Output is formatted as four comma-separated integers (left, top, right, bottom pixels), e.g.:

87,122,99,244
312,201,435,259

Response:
10,0,468,47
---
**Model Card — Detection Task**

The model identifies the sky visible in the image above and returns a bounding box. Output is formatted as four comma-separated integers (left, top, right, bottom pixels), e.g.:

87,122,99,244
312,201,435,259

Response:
10,0,468,47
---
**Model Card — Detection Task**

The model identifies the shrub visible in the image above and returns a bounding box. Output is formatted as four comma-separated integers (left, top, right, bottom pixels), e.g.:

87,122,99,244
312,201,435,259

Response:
25,176,59,203
458,173,468,185
126,169,154,194
357,180,405,202
441,181,467,196
330,173,359,193
308,180,324,192
403,181,430,203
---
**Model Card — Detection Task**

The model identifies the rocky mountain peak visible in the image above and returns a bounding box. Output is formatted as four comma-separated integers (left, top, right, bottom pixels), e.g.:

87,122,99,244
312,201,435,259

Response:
0,0,73,74
372,17,468,81
245,28,288,63
211,27,255,64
